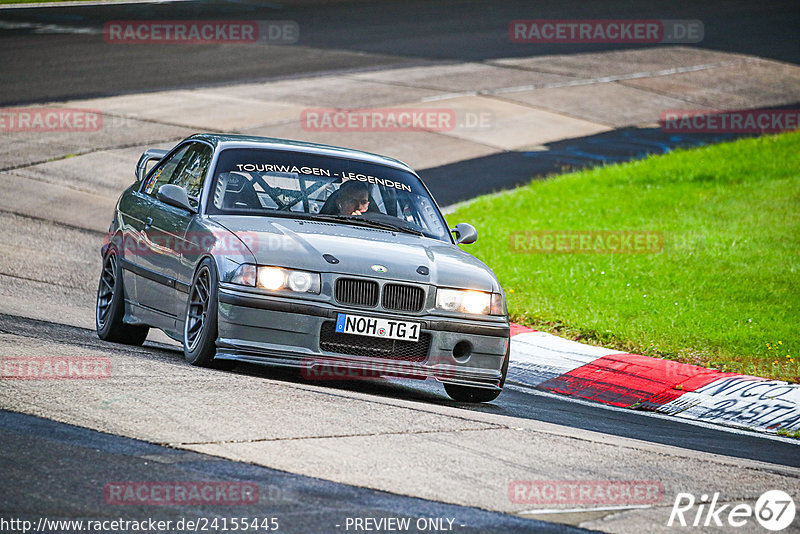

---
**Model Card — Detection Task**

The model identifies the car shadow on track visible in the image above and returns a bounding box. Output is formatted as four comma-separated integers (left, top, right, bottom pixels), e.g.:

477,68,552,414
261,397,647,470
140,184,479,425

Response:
226,360,800,468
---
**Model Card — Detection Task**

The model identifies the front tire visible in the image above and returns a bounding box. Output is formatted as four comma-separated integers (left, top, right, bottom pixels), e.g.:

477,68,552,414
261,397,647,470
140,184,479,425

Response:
444,342,510,403
96,249,149,345
183,259,230,369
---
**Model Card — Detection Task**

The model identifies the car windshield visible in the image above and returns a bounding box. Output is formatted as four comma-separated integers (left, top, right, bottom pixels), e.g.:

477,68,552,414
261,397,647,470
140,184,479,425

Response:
206,148,451,242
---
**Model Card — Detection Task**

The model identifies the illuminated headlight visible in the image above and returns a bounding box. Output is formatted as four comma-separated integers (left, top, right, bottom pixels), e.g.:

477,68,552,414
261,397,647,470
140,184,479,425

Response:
231,264,320,294
258,266,285,290
436,288,495,315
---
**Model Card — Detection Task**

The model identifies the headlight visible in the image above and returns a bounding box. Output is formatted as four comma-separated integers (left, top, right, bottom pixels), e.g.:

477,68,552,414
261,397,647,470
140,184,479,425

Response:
490,292,506,316
258,266,285,290
287,270,314,292
231,264,320,294
436,288,492,315
231,264,256,286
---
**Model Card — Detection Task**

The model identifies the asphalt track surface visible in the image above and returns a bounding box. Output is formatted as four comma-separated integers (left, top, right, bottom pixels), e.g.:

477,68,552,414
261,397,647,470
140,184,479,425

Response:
3,311,799,461
0,0,799,106
1,410,585,534
2,1,800,532
3,312,797,469
1,311,798,530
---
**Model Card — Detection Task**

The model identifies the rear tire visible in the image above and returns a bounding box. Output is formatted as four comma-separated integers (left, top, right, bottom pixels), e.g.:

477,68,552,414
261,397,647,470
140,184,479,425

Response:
444,341,510,403
183,259,232,370
96,249,149,346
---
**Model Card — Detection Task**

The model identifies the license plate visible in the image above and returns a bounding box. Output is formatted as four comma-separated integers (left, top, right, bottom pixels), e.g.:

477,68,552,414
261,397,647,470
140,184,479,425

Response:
335,313,420,342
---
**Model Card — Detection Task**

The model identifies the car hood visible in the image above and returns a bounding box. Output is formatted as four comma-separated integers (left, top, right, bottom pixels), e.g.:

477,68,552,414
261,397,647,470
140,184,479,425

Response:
210,216,499,292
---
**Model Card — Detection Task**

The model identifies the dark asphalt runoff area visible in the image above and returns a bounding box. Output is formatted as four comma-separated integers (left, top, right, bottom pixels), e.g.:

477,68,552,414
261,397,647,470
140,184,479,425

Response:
0,409,590,534
0,0,798,106
423,126,748,206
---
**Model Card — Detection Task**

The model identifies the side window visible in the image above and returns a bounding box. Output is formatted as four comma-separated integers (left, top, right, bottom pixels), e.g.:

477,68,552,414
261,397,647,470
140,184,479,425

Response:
141,144,191,198
170,143,213,208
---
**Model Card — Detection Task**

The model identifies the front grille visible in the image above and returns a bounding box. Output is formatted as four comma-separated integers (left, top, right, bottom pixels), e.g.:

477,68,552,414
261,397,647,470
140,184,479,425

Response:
319,321,430,362
335,278,379,307
382,283,425,312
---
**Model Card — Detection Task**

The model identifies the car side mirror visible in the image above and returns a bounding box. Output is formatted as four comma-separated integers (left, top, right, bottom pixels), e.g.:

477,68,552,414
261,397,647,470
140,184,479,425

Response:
452,222,478,245
135,148,169,182
157,184,197,214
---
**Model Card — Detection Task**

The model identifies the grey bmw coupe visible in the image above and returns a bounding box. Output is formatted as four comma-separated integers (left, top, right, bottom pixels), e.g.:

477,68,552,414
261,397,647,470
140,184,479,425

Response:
97,134,510,402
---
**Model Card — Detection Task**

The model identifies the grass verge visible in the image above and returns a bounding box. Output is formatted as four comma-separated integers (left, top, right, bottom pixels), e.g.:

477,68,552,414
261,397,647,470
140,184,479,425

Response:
447,132,800,382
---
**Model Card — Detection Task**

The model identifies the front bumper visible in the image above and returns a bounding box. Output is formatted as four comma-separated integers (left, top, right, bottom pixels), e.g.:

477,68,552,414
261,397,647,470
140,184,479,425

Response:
216,287,510,390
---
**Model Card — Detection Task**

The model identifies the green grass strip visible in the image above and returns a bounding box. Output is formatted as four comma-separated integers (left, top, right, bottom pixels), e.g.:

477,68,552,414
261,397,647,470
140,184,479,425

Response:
447,132,800,382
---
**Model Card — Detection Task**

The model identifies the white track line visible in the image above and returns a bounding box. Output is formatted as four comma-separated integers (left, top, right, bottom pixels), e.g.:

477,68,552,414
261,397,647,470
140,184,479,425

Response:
0,0,195,9
519,504,654,516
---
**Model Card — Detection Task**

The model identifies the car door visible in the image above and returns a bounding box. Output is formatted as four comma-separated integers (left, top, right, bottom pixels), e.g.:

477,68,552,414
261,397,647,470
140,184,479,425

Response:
115,183,153,309
119,144,190,316
132,142,194,327
139,141,213,330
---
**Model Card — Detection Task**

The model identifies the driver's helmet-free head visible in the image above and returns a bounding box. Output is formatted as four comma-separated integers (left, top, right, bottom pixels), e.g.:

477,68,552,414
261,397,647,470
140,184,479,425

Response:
334,180,371,216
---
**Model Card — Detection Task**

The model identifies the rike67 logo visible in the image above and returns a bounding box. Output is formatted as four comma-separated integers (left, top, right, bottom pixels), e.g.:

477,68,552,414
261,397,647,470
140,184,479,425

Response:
668,490,795,531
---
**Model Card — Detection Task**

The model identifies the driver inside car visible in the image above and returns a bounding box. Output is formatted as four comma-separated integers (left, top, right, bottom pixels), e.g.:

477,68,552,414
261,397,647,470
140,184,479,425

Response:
335,180,371,216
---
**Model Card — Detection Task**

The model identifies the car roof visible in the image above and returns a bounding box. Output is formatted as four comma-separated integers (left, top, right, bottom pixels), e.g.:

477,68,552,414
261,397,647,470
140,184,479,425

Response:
188,133,416,174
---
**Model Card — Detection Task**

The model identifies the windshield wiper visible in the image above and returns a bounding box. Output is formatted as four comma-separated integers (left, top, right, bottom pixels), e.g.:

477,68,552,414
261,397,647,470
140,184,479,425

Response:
311,214,425,236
